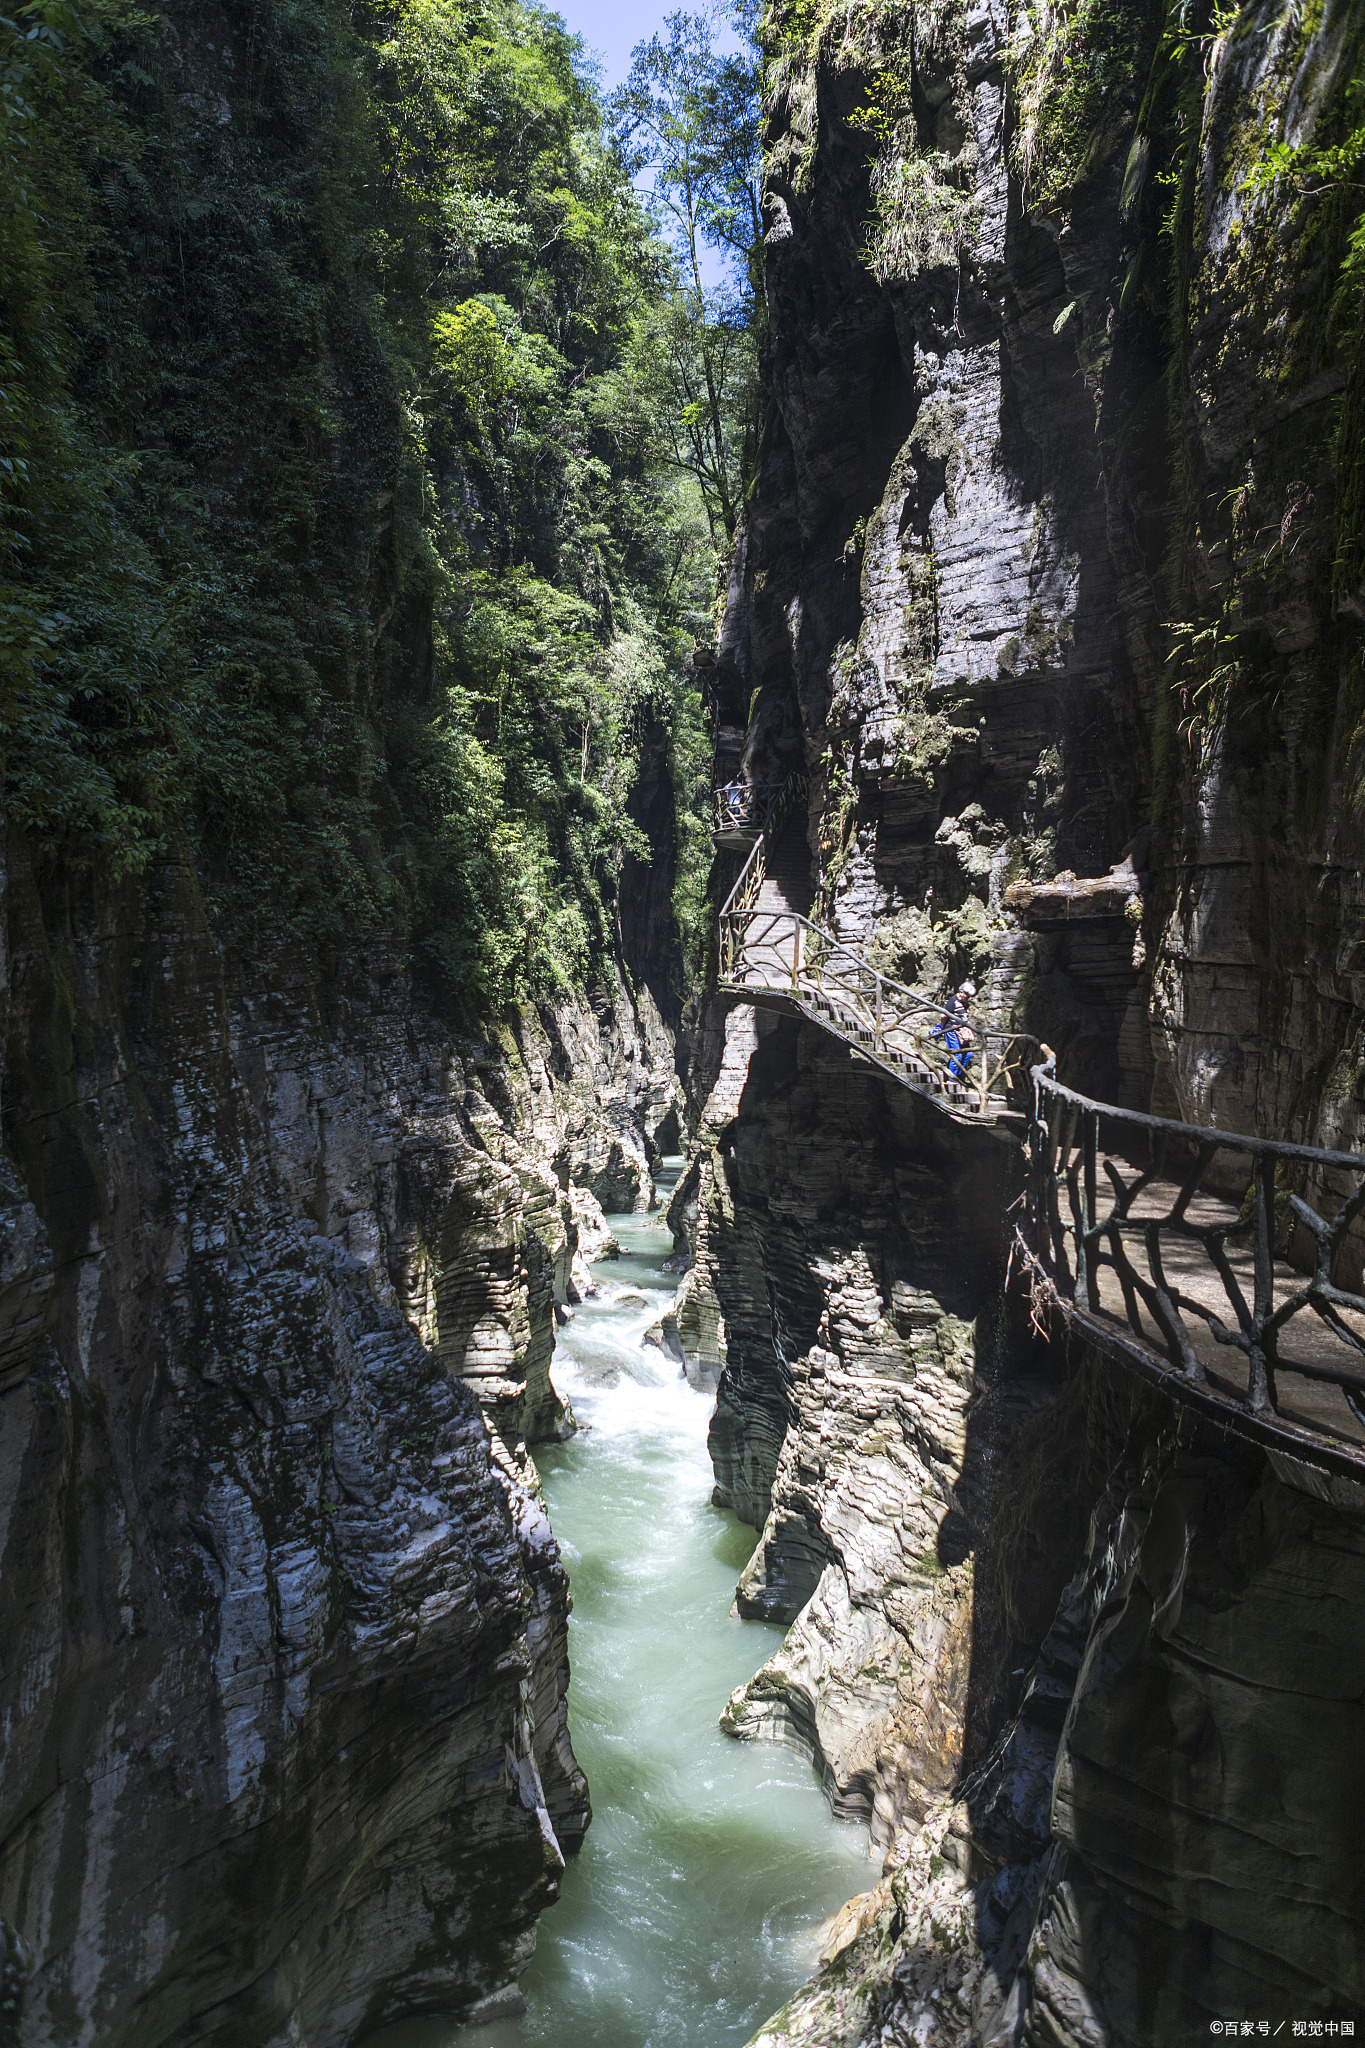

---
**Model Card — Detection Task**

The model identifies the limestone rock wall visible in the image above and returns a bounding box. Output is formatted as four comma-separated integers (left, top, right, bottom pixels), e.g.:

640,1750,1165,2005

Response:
696,0,1365,2040
989,1418,1365,2041
702,1013,1022,1856
0,815,686,2042
736,0,1153,1107
666,1000,764,1390
508,971,682,1217
1141,1,1365,1155
751,1393,1365,2048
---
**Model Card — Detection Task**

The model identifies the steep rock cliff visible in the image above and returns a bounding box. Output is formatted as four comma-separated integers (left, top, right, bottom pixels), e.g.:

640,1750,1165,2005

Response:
743,1394,1365,2046
689,0,1365,2039
0,0,710,2024
702,1019,1013,1843
0,807,688,2039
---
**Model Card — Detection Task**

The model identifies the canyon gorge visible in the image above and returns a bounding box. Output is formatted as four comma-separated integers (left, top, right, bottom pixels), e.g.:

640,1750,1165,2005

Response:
1,0,1364,2043
679,0,1365,2038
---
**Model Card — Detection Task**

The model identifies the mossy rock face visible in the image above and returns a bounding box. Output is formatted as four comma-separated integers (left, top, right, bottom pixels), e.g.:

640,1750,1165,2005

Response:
935,896,999,985
1010,0,1159,212
867,906,946,987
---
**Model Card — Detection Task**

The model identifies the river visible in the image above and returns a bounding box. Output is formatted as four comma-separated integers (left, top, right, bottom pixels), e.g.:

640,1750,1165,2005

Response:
380,1162,868,2047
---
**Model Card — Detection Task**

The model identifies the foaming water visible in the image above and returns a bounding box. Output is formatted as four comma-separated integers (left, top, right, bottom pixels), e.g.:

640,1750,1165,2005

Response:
378,1164,868,2048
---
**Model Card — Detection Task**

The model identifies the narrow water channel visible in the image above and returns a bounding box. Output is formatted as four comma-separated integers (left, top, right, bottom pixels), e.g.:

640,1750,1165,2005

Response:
382,1164,868,2047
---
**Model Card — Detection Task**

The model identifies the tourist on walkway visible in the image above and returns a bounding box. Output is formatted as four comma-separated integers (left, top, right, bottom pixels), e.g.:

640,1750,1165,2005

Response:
935,980,976,1079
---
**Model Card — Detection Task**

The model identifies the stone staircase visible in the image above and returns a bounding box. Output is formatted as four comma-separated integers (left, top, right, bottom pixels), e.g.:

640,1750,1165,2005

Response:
757,812,814,918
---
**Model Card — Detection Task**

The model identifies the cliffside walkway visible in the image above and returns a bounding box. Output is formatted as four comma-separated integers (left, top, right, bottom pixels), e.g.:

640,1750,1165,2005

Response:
713,775,1365,1479
1021,1061,1365,1479
712,778,785,849
715,775,1033,1128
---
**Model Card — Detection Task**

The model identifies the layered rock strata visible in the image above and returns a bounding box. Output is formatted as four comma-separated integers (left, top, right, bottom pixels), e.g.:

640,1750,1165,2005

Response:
667,1000,762,1389
0,826,677,2042
1140,5,1365,1153
746,1383,1365,2046
510,971,681,1217
702,1013,1023,1856
693,0,1365,2039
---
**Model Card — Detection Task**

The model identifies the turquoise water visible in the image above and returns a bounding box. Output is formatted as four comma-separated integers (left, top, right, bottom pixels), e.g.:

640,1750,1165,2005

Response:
377,1165,867,2047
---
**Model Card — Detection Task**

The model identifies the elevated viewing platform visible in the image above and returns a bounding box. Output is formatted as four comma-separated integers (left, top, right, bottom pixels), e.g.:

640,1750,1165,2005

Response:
1019,1065,1365,1485
712,779,785,850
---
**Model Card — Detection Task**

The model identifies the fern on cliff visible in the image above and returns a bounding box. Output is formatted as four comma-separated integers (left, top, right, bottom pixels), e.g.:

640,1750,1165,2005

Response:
1010,0,1161,209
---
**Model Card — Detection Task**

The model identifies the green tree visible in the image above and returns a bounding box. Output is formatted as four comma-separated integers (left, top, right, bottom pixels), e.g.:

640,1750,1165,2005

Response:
609,6,764,542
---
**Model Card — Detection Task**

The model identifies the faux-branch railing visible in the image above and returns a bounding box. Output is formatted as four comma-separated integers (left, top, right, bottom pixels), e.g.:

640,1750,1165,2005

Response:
716,773,1035,1117
713,785,1365,1452
716,770,807,924
713,780,785,834
1026,1058,1365,1431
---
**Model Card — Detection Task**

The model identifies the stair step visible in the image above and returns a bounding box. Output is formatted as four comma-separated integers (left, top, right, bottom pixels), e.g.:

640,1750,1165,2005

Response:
730,900,999,1121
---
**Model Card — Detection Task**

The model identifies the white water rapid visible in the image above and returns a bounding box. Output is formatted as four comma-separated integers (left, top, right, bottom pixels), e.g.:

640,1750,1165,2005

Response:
379,1162,868,2047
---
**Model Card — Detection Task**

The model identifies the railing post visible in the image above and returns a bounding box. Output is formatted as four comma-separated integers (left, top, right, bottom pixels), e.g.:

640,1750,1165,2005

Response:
1247,1152,1277,1412
1029,1070,1046,1240
875,974,883,1050
790,918,801,991
1084,1110,1099,1311
1029,1057,1056,1262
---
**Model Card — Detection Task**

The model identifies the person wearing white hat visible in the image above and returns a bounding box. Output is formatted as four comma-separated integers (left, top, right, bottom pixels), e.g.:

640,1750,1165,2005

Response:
935,979,977,1080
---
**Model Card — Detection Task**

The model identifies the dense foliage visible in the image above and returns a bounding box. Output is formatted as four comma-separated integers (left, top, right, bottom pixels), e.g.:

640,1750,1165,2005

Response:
0,0,719,1011
610,6,763,542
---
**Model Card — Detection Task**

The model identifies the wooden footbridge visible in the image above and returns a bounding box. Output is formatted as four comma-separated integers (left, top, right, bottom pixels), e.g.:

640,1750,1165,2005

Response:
715,774,1034,1126
714,774,1365,1479
1022,1062,1365,1480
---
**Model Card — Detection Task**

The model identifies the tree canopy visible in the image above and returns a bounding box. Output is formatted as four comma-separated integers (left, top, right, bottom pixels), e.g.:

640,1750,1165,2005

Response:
609,4,763,542
0,0,734,1012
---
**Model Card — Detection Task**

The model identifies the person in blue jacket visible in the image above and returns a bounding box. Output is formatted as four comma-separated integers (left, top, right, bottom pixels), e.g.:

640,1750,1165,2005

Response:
935,980,976,1079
